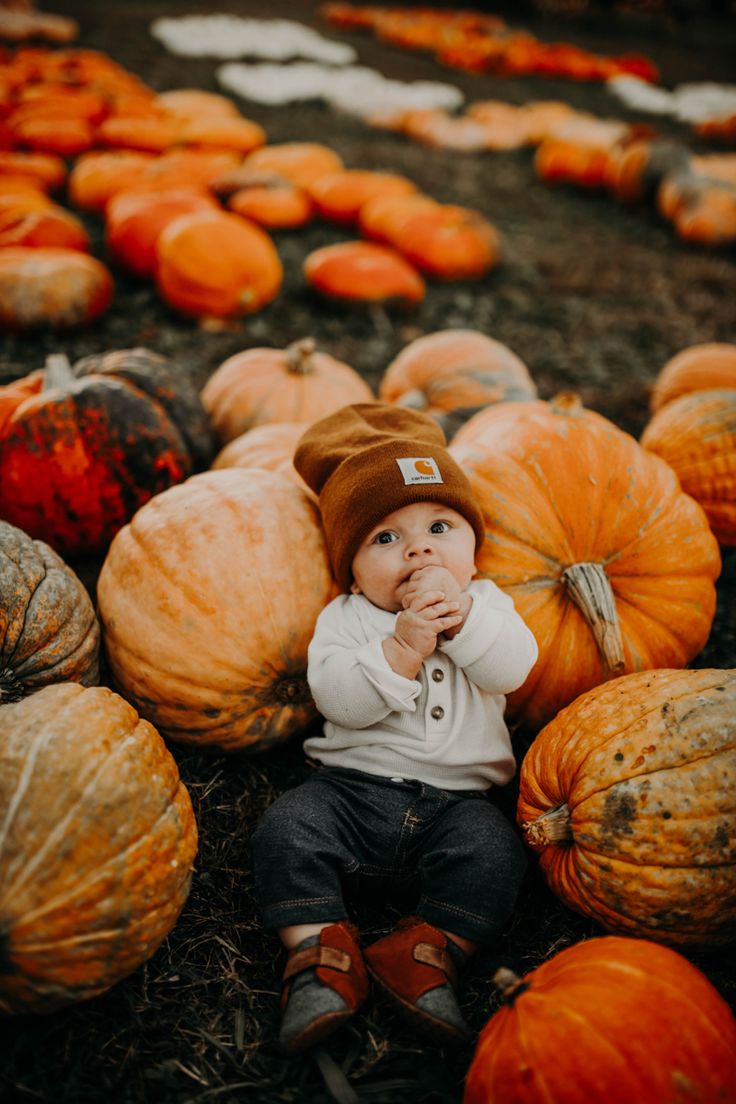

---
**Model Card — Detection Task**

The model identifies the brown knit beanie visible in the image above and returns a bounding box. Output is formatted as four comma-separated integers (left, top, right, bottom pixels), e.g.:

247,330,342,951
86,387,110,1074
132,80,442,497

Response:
293,402,485,592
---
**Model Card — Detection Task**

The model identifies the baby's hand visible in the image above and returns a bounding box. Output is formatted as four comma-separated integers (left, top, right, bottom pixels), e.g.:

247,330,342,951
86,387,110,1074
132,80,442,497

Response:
402,565,461,608
394,590,463,659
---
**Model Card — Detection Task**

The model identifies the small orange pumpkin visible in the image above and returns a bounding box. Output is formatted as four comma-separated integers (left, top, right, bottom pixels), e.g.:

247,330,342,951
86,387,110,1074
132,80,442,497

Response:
105,188,217,278
240,141,344,188
202,338,373,443
388,203,501,280
650,341,736,412
641,388,736,545
303,240,425,305
97,469,336,752
517,668,736,946
450,393,721,729
465,936,736,1104
0,200,89,251
227,176,314,229
211,421,310,491
308,168,417,225
0,682,197,1013
67,150,158,212
155,209,282,318
0,247,113,329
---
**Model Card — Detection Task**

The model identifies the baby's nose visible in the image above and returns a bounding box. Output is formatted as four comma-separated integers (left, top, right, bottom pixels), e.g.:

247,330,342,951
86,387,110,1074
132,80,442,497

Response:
407,535,434,556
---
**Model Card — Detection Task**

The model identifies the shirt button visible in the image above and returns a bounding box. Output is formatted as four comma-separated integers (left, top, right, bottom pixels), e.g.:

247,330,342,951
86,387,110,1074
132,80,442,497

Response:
430,705,445,720
431,669,444,682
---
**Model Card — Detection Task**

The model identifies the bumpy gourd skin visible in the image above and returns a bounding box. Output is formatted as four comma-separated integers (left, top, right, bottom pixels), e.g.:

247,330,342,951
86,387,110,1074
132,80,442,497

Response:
0,683,198,1014
0,520,100,699
517,667,736,947
464,935,736,1104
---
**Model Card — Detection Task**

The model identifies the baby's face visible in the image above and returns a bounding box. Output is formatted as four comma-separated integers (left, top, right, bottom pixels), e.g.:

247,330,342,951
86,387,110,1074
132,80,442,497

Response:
350,500,476,612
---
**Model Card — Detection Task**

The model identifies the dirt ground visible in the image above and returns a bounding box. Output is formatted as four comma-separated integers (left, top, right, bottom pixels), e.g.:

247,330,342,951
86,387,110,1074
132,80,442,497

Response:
2,2,736,1102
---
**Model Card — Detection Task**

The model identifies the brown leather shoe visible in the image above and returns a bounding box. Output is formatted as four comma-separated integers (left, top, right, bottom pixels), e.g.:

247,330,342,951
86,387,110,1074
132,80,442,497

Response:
364,916,471,1044
279,920,369,1054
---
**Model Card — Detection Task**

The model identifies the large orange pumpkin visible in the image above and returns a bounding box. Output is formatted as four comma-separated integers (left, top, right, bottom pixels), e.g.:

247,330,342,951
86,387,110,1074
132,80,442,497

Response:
650,341,736,412
450,394,721,729
464,936,736,1104
516,667,736,946
201,338,373,443
155,209,282,318
641,388,736,546
97,469,336,752
0,520,100,701
0,682,198,1013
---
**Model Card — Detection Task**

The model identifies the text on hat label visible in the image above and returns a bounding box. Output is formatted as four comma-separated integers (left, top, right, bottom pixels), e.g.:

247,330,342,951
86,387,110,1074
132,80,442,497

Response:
396,457,444,485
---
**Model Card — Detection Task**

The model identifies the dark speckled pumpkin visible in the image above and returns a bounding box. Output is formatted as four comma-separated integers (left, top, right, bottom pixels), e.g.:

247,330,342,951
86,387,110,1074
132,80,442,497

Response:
0,349,215,558
517,667,736,948
0,520,100,701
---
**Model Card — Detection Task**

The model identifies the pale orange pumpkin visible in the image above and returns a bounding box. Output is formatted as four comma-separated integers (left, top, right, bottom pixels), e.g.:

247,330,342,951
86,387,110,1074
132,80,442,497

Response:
154,209,282,318
0,247,114,329
641,389,736,545
650,341,736,412
0,682,197,1013
450,393,721,729
517,668,736,946
201,338,373,443
211,421,310,491
379,328,536,435
97,469,336,752
240,141,344,189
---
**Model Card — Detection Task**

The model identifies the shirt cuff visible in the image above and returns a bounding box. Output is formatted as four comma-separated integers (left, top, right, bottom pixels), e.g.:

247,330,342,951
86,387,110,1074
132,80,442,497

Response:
354,637,420,711
438,592,502,667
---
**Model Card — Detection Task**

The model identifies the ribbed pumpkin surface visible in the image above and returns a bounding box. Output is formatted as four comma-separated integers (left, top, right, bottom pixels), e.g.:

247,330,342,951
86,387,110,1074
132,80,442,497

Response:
211,421,309,490
451,395,721,729
97,468,336,752
650,341,736,412
464,936,736,1104
517,668,736,946
0,520,99,700
0,683,197,1013
641,388,736,546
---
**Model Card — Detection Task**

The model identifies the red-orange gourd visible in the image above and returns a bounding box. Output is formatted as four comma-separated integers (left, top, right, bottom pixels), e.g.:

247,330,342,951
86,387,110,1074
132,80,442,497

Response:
650,341,736,411
516,668,736,946
201,338,373,443
304,240,425,305
0,520,100,701
641,388,736,545
0,201,89,251
308,169,417,225
387,203,502,280
450,393,721,729
155,209,282,317
0,247,113,329
105,188,217,279
464,936,736,1104
0,682,198,1013
97,469,336,752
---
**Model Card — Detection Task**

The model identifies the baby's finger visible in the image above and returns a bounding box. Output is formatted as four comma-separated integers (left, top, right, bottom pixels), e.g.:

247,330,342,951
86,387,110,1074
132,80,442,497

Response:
409,589,446,611
435,613,464,630
424,600,460,619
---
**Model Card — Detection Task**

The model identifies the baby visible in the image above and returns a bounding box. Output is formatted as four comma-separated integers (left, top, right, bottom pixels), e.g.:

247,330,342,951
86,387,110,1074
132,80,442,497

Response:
251,402,538,1054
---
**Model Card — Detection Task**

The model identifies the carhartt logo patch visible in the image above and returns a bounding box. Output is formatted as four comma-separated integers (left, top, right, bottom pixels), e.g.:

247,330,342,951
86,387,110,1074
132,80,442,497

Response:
396,457,443,484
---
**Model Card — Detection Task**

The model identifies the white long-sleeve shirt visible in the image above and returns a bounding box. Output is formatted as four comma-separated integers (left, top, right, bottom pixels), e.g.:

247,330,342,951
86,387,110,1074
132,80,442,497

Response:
303,579,538,791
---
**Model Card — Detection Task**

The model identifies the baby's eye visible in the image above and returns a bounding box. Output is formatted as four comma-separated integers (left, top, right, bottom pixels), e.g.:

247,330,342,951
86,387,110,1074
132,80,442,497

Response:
374,530,398,545
429,520,451,534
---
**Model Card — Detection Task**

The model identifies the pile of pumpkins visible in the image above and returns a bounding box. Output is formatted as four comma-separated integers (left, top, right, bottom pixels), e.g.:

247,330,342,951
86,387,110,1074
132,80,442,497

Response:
1,328,735,1100
0,43,503,330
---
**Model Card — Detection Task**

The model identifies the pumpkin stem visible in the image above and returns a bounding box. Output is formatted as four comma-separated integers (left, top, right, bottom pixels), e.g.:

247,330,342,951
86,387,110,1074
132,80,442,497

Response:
397,388,428,411
44,353,74,392
0,667,25,703
563,562,625,674
493,967,531,1004
550,391,583,416
521,803,572,848
285,338,317,375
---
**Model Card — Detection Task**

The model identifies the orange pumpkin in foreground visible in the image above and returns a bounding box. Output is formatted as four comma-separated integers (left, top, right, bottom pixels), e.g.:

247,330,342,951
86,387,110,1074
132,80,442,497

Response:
0,683,197,1013
201,338,373,443
450,393,721,729
97,469,336,752
517,667,736,946
464,936,736,1104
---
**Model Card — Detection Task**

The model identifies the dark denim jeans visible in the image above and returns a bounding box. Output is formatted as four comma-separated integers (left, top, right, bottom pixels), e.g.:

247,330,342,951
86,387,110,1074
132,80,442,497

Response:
250,766,527,944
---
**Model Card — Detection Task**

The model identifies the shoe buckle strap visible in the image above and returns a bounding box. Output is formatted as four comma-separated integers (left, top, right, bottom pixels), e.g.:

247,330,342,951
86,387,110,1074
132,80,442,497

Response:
283,944,351,982
413,941,458,988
